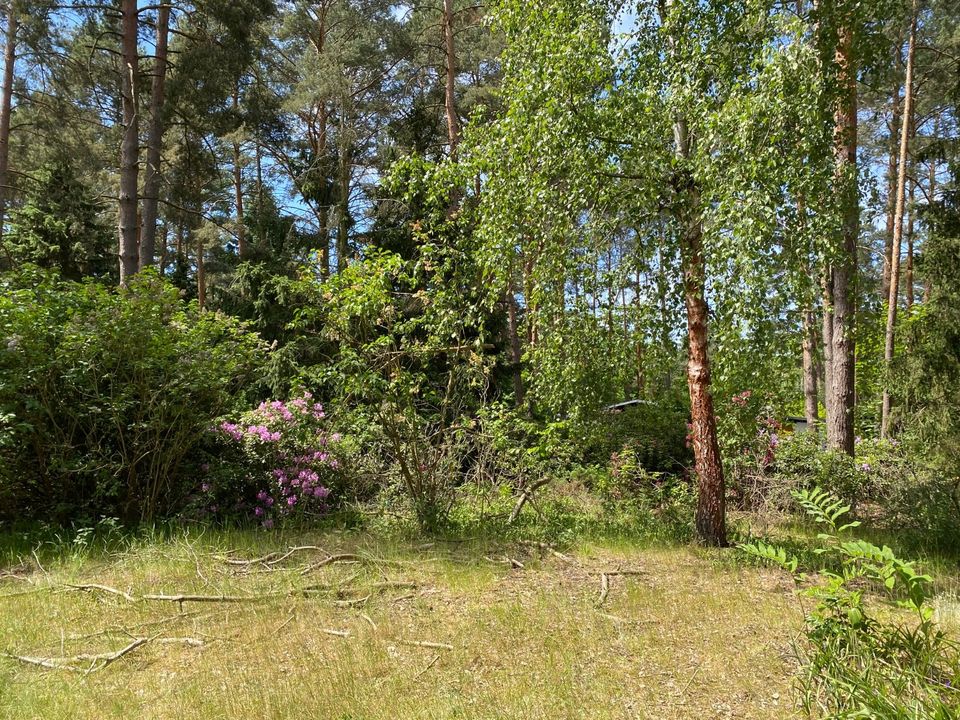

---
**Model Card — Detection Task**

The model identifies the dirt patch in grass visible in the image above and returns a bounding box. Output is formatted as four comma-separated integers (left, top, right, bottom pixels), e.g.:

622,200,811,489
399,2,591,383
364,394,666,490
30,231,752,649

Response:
0,534,802,719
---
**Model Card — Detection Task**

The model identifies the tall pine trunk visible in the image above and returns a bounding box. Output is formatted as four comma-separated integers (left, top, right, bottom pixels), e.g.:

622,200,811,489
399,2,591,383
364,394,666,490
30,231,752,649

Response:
803,310,820,425
140,3,169,270
232,89,247,260
337,140,349,271
118,0,140,283
442,0,460,156
825,17,858,455
0,3,16,254
881,76,902,303
880,0,917,439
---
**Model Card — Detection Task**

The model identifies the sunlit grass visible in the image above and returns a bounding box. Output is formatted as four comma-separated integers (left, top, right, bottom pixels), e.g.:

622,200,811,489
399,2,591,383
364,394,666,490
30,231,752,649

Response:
1,529,807,719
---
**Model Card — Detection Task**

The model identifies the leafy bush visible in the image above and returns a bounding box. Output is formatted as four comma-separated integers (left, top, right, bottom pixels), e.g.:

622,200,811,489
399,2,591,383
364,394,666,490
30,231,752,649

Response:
582,396,691,473
194,392,345,527
742,488,960,718
0,269,266,524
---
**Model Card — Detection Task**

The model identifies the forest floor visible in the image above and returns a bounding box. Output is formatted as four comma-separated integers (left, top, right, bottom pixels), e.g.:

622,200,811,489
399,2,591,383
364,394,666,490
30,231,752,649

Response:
0,531,812,719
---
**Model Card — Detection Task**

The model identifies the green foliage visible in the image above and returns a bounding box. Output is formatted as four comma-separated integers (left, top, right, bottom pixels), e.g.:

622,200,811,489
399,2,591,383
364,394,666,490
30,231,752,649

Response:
3,158,114,281
741,487,960,718
0,269,267,524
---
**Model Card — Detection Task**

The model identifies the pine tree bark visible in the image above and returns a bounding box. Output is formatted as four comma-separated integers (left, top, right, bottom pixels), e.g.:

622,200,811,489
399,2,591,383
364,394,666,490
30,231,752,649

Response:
825,17,858,455
140,3,169,270
118,0,140,283
822,269,834,424
0,2,17,254
232,89,247,260
442,0,460,156
803,310,820,425
881,76,902,303
905,186,915,310
196,231,206,311
337,142,349,272
880,0,917,439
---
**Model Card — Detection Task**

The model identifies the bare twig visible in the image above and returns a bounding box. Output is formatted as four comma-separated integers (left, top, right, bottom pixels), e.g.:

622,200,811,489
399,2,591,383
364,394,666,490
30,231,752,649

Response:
414,653,441,678
333,595,371,608
598,573,610,606
65,583,137,602
320,628,351,638
507,478,551,524
397,639,453,651
519,541,573,562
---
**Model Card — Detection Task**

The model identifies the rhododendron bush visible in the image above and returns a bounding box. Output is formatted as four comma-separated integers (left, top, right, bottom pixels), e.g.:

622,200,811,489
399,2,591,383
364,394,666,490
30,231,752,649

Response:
197,392,344,526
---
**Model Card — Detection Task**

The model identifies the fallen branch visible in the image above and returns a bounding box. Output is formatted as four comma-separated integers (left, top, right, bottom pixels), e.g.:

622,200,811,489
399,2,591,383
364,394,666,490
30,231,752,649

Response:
5,637,152,674
333,595,371,608
320,628,351,638
507,478,551,524
3,652,83,672
519,541,572,562
598,573,610,606
299,553,365,574
397,639,453,651
223,546,329,568
588,570,646,577
414,653,441,679
153,637,205,647
65,583,137,603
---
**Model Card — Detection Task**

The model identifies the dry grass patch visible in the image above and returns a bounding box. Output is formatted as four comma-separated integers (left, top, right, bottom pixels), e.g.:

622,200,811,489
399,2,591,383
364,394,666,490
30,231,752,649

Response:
0,533,801,719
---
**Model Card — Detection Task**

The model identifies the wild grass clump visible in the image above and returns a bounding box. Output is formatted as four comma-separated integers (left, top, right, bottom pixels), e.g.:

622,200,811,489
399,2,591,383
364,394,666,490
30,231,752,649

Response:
742,488,960,718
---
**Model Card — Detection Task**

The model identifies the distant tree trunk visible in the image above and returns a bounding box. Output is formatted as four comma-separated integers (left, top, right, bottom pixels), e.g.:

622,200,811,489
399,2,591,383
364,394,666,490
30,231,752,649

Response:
196,232,206,310
881,0,917,439
442,0,460,156
337,141,350,272
803,310,820,425
821,271,833,424
139,3,169,270
882,75,902,302
0,3,17,254
673,114,725,547
825,17,858,455
905,185,915,310
319,205,330,277
118,0,140,283
505,280,525,407
232,89,247,260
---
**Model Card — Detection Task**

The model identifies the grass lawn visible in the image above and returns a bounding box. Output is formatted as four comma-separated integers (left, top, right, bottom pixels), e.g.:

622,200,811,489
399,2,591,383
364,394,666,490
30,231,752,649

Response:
0,531,807,719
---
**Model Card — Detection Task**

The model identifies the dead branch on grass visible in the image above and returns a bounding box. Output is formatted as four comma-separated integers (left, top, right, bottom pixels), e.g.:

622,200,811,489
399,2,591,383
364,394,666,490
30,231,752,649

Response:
64,583,137,602
507,478,551,524
397,639,453,651
598,573,610,606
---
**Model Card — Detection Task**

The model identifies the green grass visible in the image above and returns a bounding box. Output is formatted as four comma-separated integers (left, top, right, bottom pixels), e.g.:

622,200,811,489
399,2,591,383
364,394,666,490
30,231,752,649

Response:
0,528,803,719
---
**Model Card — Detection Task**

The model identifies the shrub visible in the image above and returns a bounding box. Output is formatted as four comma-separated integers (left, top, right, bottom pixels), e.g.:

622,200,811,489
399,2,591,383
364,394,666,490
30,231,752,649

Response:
197,392,345,527
583,396,691,474
0,269,266,524
742,488,960,717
